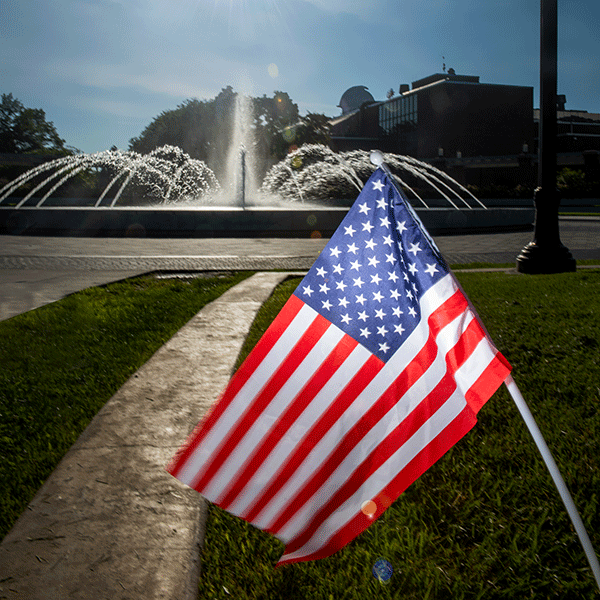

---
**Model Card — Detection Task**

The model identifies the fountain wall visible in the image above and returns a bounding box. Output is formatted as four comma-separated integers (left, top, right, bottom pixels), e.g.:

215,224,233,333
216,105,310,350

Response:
0,204,533,238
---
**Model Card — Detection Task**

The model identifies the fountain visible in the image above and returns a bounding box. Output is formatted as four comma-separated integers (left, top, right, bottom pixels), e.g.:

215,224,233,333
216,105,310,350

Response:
0,118,534,236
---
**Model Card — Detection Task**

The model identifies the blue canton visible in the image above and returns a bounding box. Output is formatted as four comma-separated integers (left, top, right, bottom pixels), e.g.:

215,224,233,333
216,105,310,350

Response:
294,168,448,362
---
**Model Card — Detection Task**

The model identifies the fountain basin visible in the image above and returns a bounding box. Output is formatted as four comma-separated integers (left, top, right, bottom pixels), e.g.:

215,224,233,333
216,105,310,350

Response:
0,205,533,238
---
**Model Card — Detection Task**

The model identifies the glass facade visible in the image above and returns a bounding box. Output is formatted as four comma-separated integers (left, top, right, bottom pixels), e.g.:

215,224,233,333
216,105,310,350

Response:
378,94,418,135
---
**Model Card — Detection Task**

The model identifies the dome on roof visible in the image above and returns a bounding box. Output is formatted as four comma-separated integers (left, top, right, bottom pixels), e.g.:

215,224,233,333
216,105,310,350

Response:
338,86,375,115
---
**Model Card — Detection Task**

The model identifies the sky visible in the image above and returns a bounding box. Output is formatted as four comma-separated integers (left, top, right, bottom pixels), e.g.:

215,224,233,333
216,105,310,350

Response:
2,0,599,154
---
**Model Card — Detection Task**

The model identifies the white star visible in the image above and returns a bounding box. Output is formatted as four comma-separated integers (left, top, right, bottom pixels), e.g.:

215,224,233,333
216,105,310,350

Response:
316,266,327,278
341,313,352,325
377,325,389,336
371,273,382,285
375,308,386,320
392,306,403,317
353,276,364,288
397,221,407,234
379,216,391,228
344,225,356,237
322,299,332,310
330,246,341,258
408,306,417,318
385,253,396,264
355,293,367,305
358,310,368,321
412,281,418,293
406,289,414,301
372,291,384,302
333,263,345,275
319,283,330,293
365,238,377,250
372,180,384,192
367,255,380,267
378,342,390,353
383,234,393,246
338,296,349,308
394,323,405,335
358,202,370,214
350,260,362,271
390,289,400,300
362,221,374,233
303,285,313,297
347,242,359,254
408,263,418,275
408,242,422,256
360,327,371,338
425,263,439,276
403,271,410,282
388,271,399,283
336,280,347,291
376,197,387,209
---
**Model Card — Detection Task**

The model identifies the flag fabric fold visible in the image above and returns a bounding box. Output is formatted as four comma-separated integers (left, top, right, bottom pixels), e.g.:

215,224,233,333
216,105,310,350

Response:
167,167,511,566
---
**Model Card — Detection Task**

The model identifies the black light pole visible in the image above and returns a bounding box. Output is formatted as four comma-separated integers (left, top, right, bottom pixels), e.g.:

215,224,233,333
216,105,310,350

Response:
516,0,576,273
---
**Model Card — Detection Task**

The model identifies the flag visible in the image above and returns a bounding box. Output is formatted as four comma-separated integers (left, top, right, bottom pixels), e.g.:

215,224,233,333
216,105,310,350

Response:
167,167,511,566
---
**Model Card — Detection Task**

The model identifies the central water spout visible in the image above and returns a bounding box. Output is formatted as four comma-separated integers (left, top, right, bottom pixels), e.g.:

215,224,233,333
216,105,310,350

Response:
240,145,246,210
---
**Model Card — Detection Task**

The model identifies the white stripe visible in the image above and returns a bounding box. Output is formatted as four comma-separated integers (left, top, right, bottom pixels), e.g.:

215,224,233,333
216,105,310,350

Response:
176,303,318,487
281,385,469,563
203,325,345,501
453,334,500,397
277,309,475,540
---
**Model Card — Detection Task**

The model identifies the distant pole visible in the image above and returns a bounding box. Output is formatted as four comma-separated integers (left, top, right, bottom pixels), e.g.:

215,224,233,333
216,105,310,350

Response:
516,0,576,273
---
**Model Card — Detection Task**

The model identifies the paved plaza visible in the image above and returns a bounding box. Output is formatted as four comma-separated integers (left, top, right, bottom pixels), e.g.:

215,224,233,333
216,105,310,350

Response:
1,217,599,321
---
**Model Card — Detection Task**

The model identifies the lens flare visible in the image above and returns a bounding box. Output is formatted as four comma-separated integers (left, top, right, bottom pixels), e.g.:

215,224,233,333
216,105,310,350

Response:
361,499,377,518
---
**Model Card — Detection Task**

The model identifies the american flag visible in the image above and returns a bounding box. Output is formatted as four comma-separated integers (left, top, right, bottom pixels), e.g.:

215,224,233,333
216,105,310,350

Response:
168,167,511,566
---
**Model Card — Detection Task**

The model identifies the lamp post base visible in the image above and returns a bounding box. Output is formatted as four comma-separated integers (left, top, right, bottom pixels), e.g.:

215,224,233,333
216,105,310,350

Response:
516,241,576,274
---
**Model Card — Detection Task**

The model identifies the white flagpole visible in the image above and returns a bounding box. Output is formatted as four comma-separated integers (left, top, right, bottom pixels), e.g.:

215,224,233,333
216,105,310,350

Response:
505,375,600,591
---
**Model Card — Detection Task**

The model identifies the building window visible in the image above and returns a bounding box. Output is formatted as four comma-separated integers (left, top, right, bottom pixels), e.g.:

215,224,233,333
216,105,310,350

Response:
379,95,417,134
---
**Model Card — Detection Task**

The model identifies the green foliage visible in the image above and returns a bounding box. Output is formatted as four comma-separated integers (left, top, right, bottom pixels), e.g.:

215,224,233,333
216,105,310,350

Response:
0,272,252,539
0,93,67,154
198,271,600,599
557,167,598,198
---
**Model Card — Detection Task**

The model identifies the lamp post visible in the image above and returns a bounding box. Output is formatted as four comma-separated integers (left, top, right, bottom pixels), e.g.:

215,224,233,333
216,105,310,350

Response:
516,0,576,273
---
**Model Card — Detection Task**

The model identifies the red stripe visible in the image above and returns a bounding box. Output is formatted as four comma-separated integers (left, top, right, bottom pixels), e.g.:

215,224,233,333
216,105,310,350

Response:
168,294,304,478
267,289,470,532
464,351,511,413
191,312,332,491
242,353,386,523
277,404,477,566
282,317,488,553
217,334,359,509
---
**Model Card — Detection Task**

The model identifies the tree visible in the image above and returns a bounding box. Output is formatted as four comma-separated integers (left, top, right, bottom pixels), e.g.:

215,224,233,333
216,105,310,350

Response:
129,88,330,181
0,93,67,154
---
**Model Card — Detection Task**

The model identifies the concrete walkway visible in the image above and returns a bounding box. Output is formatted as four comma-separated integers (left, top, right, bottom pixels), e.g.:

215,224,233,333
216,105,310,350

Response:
0,272,295,600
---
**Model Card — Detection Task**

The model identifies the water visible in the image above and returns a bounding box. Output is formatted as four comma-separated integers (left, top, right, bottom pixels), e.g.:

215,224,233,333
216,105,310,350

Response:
0,146,220,208
0,138,483,210
260,145,485,209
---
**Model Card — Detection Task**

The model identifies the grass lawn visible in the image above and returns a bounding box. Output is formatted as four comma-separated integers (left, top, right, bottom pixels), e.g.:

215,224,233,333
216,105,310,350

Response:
0,271,252,539
199,270,600,599
1,268,599,598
